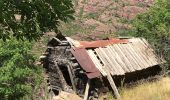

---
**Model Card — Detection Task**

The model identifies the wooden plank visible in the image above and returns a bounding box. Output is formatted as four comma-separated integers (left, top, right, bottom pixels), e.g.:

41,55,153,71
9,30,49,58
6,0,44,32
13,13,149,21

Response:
117,44,140,71
99,48,123,75
122,44,142,70
107,46,130,72
130,39,151,68
140,39,159,65
95,48,115,75
104,47,125,75
95,48,114,75
142,38,163,64
135,39,154,67
114,44,136,72
84,80,90,100
138,39,156,66
111,44,135,72
135,39,154,68
107,73,121,99
105,47,125,75
87,50,107,76
124,44,141,70
67,64,77,92
126,43,146,70
129,39,151,68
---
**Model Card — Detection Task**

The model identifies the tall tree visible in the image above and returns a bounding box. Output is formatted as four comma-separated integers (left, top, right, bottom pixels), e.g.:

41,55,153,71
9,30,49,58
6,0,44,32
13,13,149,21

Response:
0,0,74,41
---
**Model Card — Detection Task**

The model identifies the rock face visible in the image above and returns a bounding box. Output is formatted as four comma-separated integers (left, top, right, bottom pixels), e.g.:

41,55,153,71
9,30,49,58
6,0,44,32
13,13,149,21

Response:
60,0,154,40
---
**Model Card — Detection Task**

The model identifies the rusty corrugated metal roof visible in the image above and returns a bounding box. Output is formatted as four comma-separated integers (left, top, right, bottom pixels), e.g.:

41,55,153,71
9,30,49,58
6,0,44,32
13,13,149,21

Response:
71,39,128,48
70,48,101,78
67,37,164,78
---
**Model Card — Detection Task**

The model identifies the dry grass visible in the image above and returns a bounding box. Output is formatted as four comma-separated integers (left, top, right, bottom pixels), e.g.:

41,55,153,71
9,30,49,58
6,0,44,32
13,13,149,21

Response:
106,77,170,100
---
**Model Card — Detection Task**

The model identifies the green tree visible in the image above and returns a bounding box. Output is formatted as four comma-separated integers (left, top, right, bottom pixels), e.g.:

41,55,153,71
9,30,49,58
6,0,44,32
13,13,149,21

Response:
0,0,74,99
128,0,170,67
0,0,74,41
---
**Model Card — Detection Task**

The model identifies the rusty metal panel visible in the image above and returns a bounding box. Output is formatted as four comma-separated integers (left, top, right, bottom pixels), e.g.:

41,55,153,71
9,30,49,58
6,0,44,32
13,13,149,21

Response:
70,48,101,78
72,39,128,48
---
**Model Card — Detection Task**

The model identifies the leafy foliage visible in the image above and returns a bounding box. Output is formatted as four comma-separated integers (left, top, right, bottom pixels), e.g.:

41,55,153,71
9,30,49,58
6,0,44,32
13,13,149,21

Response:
0,0,74,41
0,0,75,99
0,0,74,100
0,39,43,100
123,0,170,67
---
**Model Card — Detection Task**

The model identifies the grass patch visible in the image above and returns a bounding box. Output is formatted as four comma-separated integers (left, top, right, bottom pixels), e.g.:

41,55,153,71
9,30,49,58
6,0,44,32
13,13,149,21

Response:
106,77,170,100
85,13,99,19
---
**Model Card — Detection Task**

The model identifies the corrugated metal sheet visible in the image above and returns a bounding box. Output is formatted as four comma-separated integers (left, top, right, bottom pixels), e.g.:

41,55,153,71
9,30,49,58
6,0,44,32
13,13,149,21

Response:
67,37,164,77
70,48,101,78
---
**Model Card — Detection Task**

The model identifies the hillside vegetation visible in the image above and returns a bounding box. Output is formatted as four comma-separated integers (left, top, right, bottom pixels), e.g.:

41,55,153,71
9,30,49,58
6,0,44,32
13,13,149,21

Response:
60,0,154,40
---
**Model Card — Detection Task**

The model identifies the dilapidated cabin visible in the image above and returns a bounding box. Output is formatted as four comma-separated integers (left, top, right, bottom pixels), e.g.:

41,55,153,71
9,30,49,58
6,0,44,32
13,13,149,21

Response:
41,37,165,99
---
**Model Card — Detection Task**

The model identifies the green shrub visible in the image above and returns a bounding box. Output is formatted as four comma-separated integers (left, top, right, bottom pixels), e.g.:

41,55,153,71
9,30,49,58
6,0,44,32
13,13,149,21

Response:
0,39,43,100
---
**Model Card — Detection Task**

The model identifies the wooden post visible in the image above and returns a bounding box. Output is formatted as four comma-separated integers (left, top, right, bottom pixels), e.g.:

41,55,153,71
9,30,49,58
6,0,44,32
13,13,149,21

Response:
67,64,76,92
84,79,90,100
107,73,121,99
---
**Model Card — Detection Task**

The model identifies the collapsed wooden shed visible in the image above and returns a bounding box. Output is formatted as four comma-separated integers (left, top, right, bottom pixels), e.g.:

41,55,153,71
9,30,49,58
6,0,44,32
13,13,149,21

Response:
42,37,164,99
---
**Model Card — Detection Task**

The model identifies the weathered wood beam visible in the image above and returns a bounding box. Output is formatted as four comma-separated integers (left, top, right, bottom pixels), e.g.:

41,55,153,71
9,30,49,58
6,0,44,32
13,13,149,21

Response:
107,73,121,99
84,80,90,100
67,64,76,92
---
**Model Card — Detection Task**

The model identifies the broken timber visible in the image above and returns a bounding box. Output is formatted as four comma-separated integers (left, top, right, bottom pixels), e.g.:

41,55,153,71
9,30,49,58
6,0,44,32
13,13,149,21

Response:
107,73,120,99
